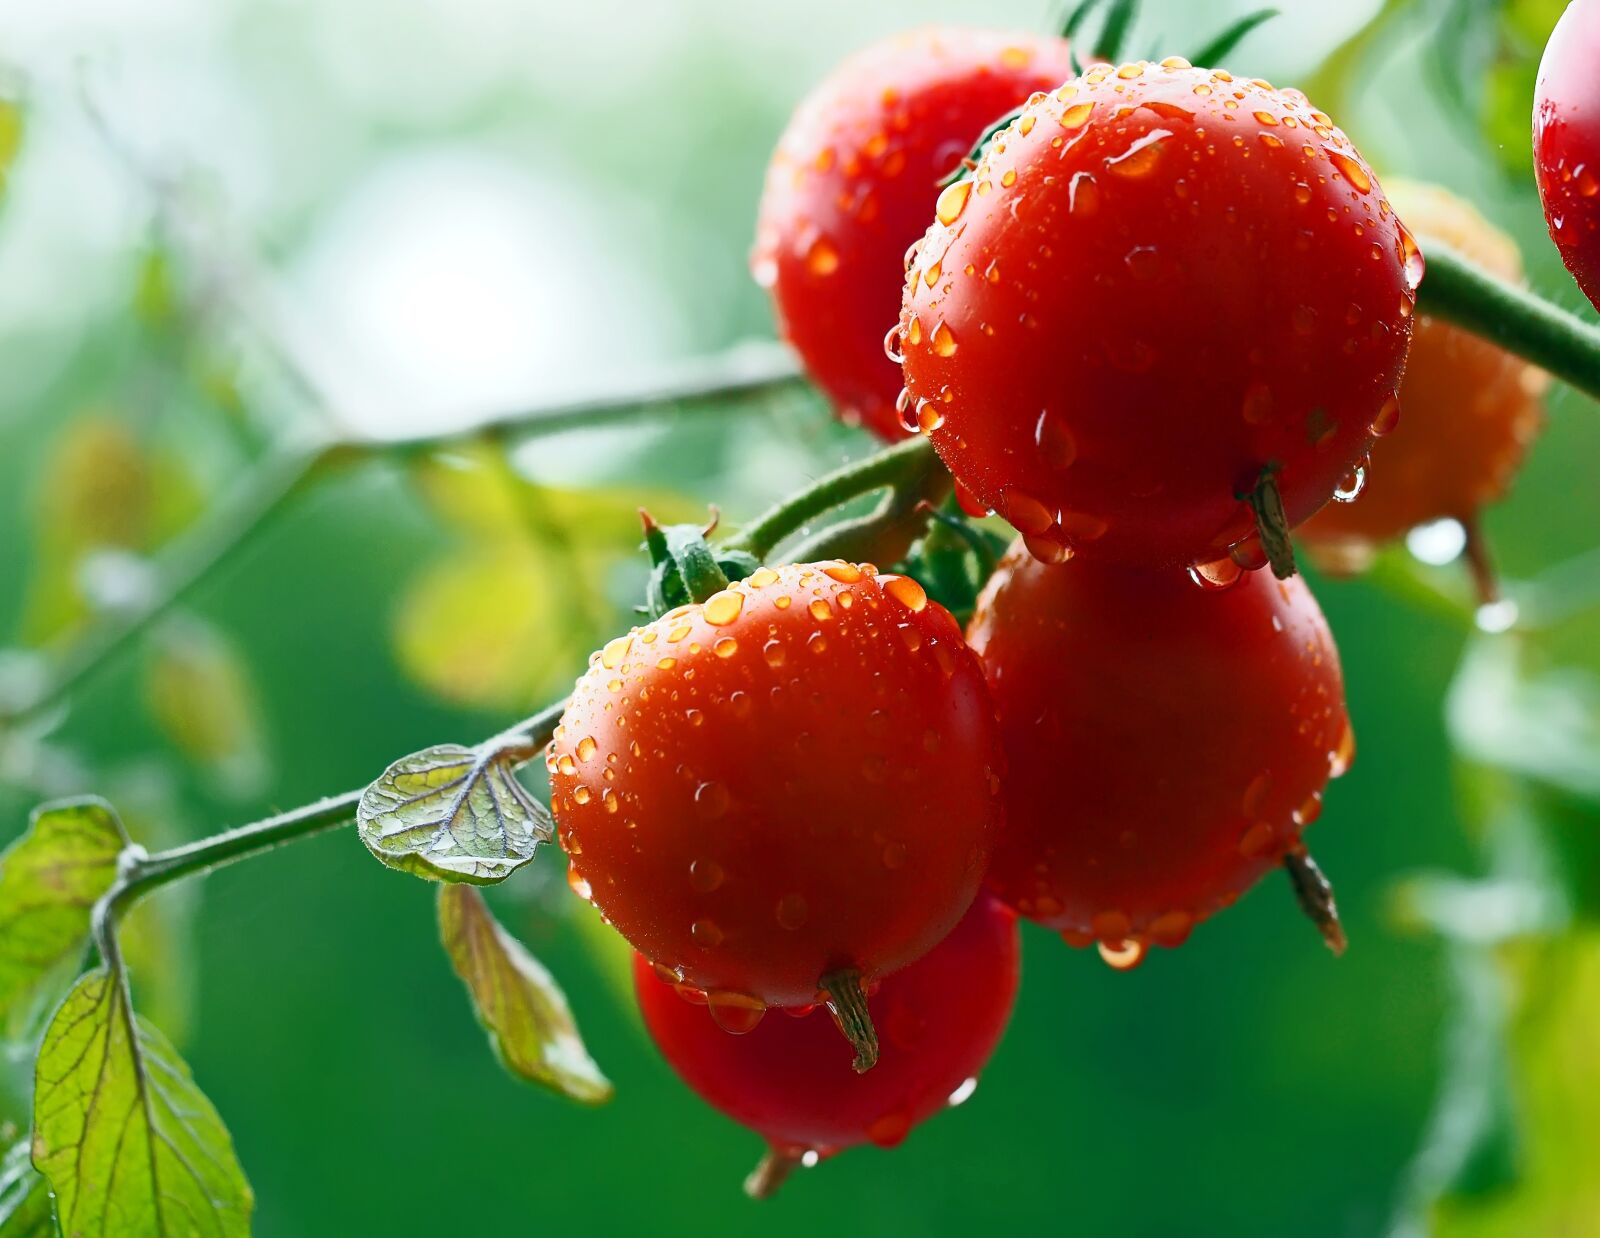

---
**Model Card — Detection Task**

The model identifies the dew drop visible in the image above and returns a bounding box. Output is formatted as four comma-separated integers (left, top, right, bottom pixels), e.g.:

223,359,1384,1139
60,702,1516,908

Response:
775,893,809,930
1189,557,1243,590
706,991,766,1034
1105,129,1171,178
689,858,726,893
690,918,725,947
1332,461,1367,502
867,1112,912,1148
931,320,958,356
576,736,597,762
567,864,592,901
881,574,928,612
883,325,905,364
600,634,632,669
1060,102,1095,129
1238,821,1275,857
1097,939,1147,970
1396,218,1425,290
694,781,731,820
823,561,863,584
948,1077,979,1107
703,590,745,626
935,179,972,225
1370,395,1400,437
1068,170,1101,215
805,236,840,275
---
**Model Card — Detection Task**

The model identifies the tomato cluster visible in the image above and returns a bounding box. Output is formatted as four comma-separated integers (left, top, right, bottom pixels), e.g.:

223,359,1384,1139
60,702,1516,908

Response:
547,6,1587,1193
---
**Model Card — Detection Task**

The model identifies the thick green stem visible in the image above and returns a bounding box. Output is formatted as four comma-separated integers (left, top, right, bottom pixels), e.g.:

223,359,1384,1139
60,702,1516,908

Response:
727,437,940,563
1417,246,1600,403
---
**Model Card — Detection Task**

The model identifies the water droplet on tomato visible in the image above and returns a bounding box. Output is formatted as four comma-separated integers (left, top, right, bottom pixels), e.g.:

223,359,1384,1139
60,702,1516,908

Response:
805,236,840,275
1105,129,1171,178
695,781,730,820
703,590,745,626
706,991,766,1034
1333,460,1368,502
689,858,726,893
1370,395,1401,437
1189,557,1243,590
948,1077,979,1107
881,574,928,612
935,179,971,225
690,918,725,947
1098,939,1146,970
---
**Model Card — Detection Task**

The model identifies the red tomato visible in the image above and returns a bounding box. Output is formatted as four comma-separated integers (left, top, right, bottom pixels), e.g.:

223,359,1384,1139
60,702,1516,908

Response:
1535,0,1600,313
753,27,1080,441
967,541,1352,961
898,58,1419,570
633,893,1020,1195
1302,181,1546,581
549,562,1001,1017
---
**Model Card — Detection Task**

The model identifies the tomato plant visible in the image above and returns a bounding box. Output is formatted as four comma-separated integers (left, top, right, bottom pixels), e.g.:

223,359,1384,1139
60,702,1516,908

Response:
633,893,1020,1196
1301,180,1547,599
547,559,1001,1065
752,26,1079,440
1534,0,1600,313
897,57,1419,574
966,539,1353,963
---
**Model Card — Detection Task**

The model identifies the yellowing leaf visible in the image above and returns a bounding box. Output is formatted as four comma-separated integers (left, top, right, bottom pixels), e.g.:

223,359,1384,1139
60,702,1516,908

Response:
32,968,253,1237
438,885,612,1103
0,798,126,1036
144,615,269,797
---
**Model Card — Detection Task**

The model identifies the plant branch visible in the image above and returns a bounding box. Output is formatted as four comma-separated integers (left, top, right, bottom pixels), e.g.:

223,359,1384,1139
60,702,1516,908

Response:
1417,246,1600,403
726,437,940,562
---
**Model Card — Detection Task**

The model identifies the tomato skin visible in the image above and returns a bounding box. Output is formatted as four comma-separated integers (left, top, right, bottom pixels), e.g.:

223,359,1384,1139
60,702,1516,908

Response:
633,894,1019,1157
549,562,1002,1008
967,541,1352,950
1534,0,1600,313
1302,181,1546,564
753,27,1080,441
899,59,1418,569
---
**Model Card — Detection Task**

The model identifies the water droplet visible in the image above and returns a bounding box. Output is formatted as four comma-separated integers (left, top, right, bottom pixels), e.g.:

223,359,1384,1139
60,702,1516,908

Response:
1239,821,1275,857
883,325,905,364
1025,533,1074,564
576,736,597,762
601,634,632,669
703,590,745,626
690,918,724,947
808,598,833,621
867,1112,912,1148
695,781,731,820
1001,490,1054,536
748,567,779,588
689,858,725,893
706,990,766,1034
567,864,592,901
713,636,738,659
1333,461,1367,502
1060,101,1095,129
1097,939,1146,970
1105,129,1172,178
1396,219,1425,290
1068,170,1101,215
1326,149,1370,193
922,260,942,288
1124,245,1160,279
805,236,840,275
775,893,809,930
931,320,958,356
1148,910,1193,946
823,562,862,583
881,574,928,612
573,785,592,805
1253,110,1279,126
935,179,971,225
1370,395,1400,436
1189,557,1243,590
1293,792,1324,827
1475,598,1519,633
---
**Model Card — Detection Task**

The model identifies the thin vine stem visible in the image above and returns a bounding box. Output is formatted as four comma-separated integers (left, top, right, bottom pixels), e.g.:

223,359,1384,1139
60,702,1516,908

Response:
3,346,806,737
1416,246,1600,403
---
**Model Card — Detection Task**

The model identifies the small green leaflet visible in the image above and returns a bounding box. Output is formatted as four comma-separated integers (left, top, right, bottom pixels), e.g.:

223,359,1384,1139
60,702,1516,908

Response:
0,797,126,1034
359,744,552,884
438,885,613,1104
32,968,252,1237
0,1141,53,1238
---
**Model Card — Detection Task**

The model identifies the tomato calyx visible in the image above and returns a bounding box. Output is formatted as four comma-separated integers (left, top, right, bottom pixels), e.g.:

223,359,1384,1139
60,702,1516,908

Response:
820,969,879,1073
640,508,761,617
1239,464,1298,580
1283,844,1347,955
744,1146,810,1200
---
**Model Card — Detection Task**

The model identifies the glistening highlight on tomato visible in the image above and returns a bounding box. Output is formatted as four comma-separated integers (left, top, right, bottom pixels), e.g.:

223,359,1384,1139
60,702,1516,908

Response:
548,560,1002,1065
634,893,1021,1197
1534,0,1600,313
897,57,1419,571
967,540,1354,964
752,27,1080,441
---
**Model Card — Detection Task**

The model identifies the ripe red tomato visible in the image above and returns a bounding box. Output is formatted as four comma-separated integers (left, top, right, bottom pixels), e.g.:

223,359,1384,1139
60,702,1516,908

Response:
966,541,1352,962
1535,0,1600,313
633,893,1020,1196
753,27,1080,441
898,58,1419,570
549,561,1001,1030
1301,181,1546,584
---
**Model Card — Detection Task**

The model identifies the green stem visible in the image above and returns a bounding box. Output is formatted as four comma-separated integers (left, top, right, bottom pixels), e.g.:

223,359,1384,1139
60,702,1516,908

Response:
727,437,940,562
93,700,568,953
1417,246,1600,403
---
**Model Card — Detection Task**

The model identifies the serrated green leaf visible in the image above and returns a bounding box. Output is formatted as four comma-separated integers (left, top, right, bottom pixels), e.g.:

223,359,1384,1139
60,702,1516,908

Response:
438,885,612,1103
32,967,252,1237
0,1140,53,1238
359,745,551,884
0,798,126,1036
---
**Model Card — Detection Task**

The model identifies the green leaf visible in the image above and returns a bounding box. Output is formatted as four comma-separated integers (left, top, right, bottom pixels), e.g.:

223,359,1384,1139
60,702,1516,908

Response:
437,885,612,1104
0,1140,53,1238
0,798,127,1036
32,967,253,1237
358,745,552,884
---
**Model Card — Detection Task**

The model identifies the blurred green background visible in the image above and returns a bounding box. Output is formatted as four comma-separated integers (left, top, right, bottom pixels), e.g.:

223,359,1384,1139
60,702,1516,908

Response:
2,0,1598,1234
